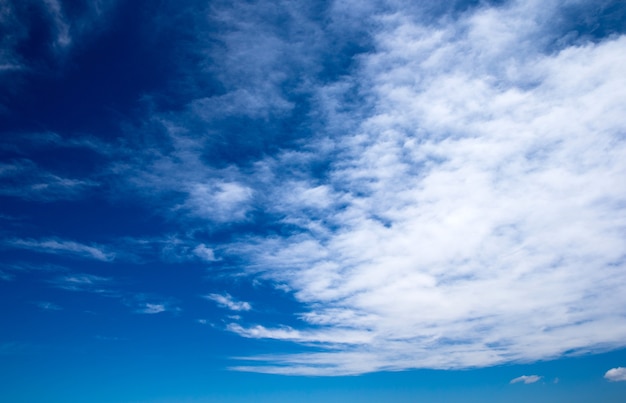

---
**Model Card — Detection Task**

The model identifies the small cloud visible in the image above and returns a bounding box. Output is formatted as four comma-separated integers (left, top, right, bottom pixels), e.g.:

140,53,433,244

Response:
63,274,107,285
510,375,542,384
193,244,218,262
137,303,166,314
127,293,181,315
197,319,208,325
134,300,181,315
0,270,14,281
36,301,62,311
204,293,251,311
605,367,626,382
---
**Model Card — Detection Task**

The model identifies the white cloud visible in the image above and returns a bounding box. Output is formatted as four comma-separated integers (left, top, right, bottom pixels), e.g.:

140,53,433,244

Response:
205,293,251,312
510,375,542,384
185,181,253,222
221,0,626,375
227,323,374,345
605,367,626,382
138,303,167,314
193,244,218,262
7,238,115,261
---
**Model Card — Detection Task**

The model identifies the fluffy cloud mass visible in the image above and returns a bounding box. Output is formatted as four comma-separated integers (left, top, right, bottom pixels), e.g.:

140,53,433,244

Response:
215,0,626,375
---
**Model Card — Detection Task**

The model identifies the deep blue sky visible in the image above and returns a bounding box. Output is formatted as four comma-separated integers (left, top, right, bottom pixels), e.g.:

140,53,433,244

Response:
2,0,626,402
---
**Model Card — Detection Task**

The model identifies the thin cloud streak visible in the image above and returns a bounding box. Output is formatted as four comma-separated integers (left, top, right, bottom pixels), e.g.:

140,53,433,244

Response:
510,375,542,384
0,160,97,201
7,238,115,261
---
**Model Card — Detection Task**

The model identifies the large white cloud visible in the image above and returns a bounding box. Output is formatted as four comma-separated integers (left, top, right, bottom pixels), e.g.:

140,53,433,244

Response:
223,0,626,375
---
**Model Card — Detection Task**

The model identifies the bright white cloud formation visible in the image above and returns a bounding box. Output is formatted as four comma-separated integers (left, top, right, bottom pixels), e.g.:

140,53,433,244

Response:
510,375,542,384
221,0,626,375
604,367,626,382
205,293,251,312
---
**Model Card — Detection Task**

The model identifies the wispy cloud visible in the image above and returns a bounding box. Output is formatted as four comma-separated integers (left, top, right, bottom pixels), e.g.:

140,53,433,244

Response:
0,160,97,201
7,238,115,261
129,293,181,315
137,303,167,314
227,323,373,345
36,301,62,311
51,273,114,293
0,0,118,114
135,302,181,315
510,375,542,384
205,293,251,312
604,367,626,382
0,269,14,281
42,0,71,49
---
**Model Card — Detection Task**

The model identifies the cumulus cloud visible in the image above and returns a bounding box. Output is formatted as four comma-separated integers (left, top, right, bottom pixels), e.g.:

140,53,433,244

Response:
604,367,626,382
217,0,626,375
205,293,251,312
510,375,542,384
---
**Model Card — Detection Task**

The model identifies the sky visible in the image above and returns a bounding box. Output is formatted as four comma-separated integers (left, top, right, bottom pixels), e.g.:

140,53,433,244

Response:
2,0,626,401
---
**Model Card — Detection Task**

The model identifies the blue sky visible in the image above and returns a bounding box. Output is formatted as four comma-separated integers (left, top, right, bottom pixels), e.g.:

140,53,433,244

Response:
2,0,626,401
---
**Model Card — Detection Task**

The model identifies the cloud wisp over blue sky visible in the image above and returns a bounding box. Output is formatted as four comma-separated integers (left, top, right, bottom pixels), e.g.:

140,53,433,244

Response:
2,0,626,401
